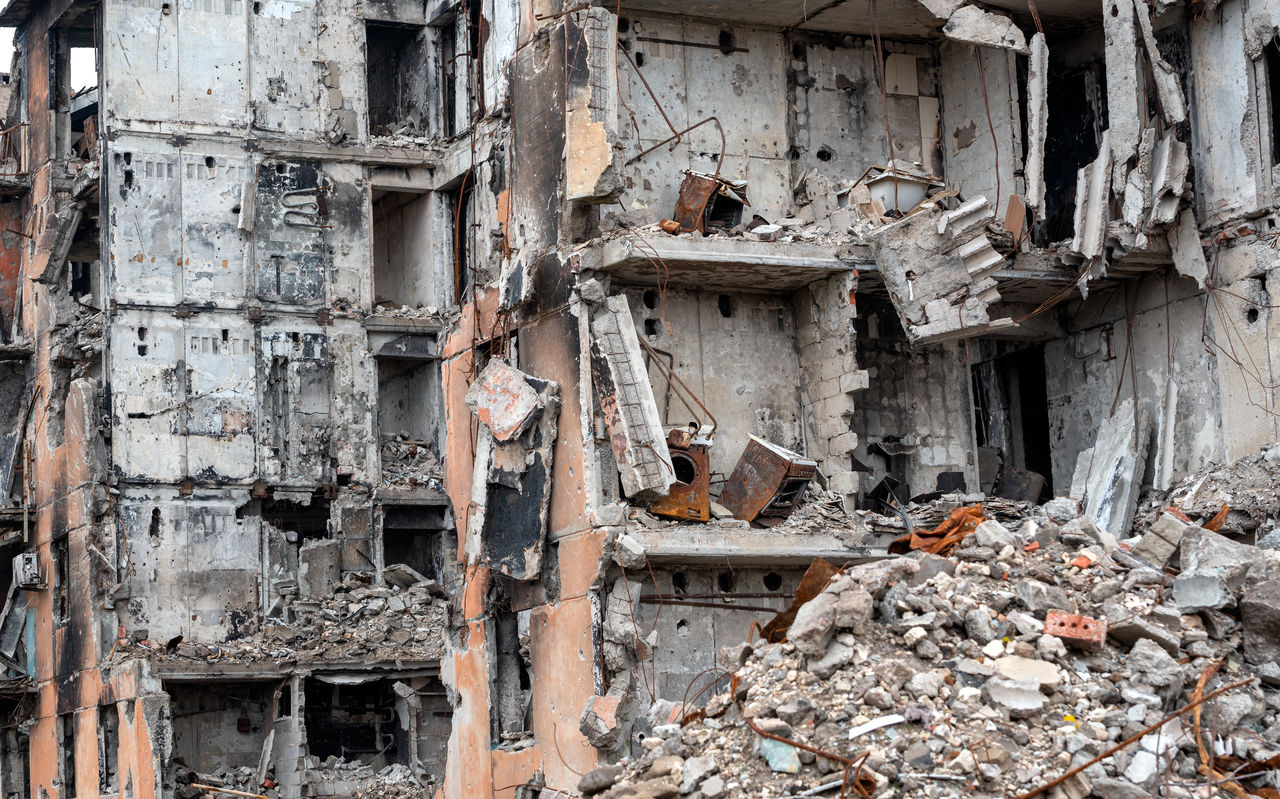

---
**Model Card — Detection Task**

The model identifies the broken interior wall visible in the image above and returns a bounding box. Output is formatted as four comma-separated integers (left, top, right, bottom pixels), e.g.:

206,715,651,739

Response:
852,296,978,501
793,273,866,502
790,37,942,182
1044,268,1278,498
623,287,805,478
938,41,1020,219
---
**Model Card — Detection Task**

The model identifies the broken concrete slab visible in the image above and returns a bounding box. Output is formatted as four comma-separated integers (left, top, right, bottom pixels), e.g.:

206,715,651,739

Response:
1070,131,1113,260
871,199,1015,345
464,359,545,442
1129,512,1192,567
942,6,1028,53
1168,209,1207,288
1240,575,1280,665
1025,33,1049,213
1078,398,1150,536
1149,135,1190,228
1133,0,1187,125
298,538,341,598
589,295,674,501
1179,527,1256,589
1103,0,1142,165
1171,569,1236,613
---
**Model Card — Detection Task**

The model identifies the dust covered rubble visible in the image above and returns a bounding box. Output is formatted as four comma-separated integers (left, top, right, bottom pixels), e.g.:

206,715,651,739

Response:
582,505,1280,799
380,434,444,489
116,575,448,665
170,757,426,799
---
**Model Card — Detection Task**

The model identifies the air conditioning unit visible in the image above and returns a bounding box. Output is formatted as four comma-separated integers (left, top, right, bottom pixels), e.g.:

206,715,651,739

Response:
13,552,42,590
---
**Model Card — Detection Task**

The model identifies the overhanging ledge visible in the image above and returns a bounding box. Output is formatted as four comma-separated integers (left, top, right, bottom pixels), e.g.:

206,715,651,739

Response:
627,524,887,567
596,234,870,293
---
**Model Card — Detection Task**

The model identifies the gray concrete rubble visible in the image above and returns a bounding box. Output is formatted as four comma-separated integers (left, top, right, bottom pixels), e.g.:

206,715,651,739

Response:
871,198,1015,345
588,497,1280,799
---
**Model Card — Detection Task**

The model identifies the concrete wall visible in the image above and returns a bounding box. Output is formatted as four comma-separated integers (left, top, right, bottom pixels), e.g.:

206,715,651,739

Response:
623,287,805,478
939,41,1020,220
1045,266,1279,495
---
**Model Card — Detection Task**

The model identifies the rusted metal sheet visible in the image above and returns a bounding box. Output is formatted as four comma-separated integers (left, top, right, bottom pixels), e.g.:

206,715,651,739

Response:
672,172,717,233
719,436,817,523
648,431,710,522
760,558,840,643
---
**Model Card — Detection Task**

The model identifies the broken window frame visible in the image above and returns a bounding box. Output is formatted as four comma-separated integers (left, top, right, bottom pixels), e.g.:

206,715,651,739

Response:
364,20,431,138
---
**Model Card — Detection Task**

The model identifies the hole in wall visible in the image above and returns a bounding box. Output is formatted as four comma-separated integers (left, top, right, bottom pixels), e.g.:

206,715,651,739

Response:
137,345,148,356
231,204,241,215
275,163,288,175
634,51,645,67
816,146,834,162
221,329,229,342
618,17,630,33
676,619,690,636
642,289,658,309
1247,307,1260,323
253,1,261,12
205,156,215,170
718,28,736,55
643,318,659,338
671,453,696,485
149,509,161,541
672,571,688,593
717,294,733,318
161,2,171,13
763,572,782,591
792,43,805,60
1110,3,1118,15
717,571,735,593
137,327,147,340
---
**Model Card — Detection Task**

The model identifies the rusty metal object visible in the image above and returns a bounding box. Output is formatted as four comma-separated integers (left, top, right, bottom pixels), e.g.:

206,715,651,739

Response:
888,504,984,556
759,558,839,643
658,218,680,234
648,430,710,522
719,436,817,523
672,172,718,234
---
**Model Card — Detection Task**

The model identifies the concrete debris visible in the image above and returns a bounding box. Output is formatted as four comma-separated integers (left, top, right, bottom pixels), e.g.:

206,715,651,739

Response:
1168,208,1209,288
1132,0,1187,125
590,296,675,501
1025,33,1049,213
1070,131,1113,260
465,359,546,442
1075,398,1150,537
380,436,443,489
595,500,1280,799
117,574,447,665
941,6,1029,53
872,198,1015,345
1103,0,1142,166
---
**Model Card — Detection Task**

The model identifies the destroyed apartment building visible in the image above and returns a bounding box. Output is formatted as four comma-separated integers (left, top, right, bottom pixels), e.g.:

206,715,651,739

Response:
2,0,1280,796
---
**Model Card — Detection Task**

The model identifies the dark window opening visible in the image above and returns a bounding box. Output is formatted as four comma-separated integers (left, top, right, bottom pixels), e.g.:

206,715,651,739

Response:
1038,56,1106,245
491,607,531,744
366,21,430,136
0,726,30,799
260,492,332,541
448,181,473,300
98,705,118,794
671,571,688,593
60,713,76,799
69,262,92,300
305,675,450,779
970,346,1053,501
642,290,658,309
763,571,783,591
1268,39,1280,166
381,505,448,581
438,15,459,137
466,0,486,118
53,539,69,626
643,318,659,338
165,682,273,779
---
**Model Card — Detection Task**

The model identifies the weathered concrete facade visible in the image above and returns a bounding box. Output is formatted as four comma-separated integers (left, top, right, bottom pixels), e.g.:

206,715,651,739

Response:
1,0,1280,797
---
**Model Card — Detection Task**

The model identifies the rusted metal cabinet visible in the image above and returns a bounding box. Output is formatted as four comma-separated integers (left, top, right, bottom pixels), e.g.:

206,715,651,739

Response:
719,436,816,523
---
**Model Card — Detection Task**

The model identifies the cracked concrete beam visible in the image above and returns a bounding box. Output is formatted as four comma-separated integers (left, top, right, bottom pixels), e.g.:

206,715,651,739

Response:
1025,33,1049,213
1149,134,1189,227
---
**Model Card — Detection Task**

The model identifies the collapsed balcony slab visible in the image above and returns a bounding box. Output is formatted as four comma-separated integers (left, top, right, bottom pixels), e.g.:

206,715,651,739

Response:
597,234,862,293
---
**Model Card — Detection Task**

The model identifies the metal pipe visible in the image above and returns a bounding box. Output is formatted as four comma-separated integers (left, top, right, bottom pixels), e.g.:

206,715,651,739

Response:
191,785,270,799
626,116,726,179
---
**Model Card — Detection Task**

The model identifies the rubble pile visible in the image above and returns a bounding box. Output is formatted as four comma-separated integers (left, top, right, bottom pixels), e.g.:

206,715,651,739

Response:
586,503,1280,799
119,577,448,665
1136,444,1280,544
380,435,444,489
303,760,428,799
174,765,281,799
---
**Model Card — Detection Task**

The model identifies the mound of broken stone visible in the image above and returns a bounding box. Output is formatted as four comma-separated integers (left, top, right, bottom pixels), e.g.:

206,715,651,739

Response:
122,576,449,665
582,506,1280,798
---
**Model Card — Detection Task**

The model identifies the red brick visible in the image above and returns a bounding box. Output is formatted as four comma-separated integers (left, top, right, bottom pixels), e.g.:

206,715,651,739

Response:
1044,611,1106,652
